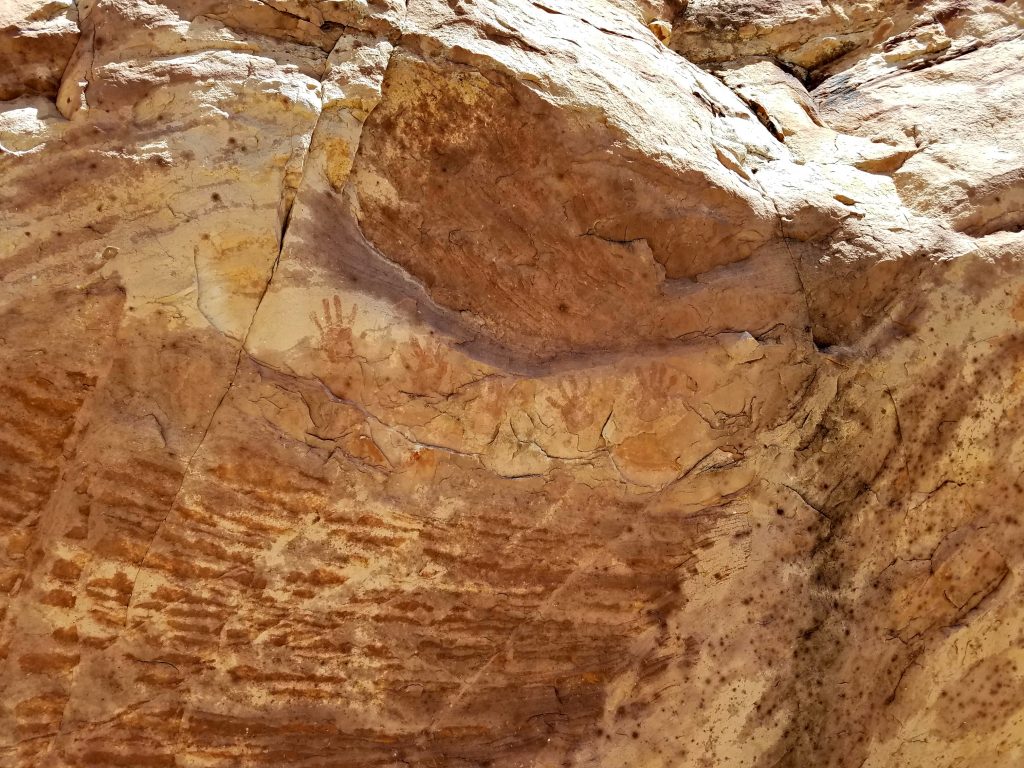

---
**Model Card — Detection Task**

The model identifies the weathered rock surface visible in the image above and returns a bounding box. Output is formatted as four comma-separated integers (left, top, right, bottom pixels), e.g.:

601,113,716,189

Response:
2,0,1024,766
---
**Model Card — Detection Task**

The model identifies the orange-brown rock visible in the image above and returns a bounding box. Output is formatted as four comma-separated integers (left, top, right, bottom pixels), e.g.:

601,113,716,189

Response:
2,1,1024,766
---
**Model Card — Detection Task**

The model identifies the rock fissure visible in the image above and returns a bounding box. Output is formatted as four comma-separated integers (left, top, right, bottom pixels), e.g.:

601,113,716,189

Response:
3,0,1024,766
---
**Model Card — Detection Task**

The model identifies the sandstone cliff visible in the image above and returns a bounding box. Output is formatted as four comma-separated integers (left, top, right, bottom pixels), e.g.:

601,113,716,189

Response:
2,1,1024,766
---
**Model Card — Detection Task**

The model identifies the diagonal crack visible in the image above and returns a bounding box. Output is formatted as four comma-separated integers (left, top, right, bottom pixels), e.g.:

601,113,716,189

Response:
123,31,395,619
125,24,413,617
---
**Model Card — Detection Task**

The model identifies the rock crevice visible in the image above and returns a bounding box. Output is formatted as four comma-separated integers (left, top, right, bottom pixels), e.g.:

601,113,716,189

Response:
2,1,1024,767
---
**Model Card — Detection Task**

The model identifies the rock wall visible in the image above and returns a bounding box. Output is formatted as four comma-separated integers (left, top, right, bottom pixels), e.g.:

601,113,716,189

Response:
2,1,1024,766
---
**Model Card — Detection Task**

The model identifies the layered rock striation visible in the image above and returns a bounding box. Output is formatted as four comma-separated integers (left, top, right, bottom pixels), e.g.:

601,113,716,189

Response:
2,0,1024,766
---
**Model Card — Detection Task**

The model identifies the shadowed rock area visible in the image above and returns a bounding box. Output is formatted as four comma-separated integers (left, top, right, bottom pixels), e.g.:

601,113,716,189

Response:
2,0,1024,766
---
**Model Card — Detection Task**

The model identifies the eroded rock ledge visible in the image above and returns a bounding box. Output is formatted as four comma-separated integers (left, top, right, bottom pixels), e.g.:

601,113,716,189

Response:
2,1,1024,766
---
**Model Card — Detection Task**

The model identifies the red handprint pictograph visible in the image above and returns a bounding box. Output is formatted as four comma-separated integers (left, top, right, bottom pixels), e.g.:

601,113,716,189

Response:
311,295,360,363
545,375,594,434
635,363,682,421
401,336,452,394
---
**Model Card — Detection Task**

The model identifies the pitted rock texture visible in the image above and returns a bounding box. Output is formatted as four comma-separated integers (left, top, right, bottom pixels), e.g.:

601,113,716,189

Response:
2,1,1024,766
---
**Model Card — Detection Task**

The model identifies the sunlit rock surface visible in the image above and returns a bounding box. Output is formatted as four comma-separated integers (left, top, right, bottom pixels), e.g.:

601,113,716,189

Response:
2,1,1024,766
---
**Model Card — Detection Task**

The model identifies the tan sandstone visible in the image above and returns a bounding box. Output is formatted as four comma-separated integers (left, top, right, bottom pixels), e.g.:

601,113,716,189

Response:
2,0,1024,766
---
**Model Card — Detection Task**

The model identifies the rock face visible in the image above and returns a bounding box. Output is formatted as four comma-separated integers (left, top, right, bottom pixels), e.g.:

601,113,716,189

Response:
2,0,1024,765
